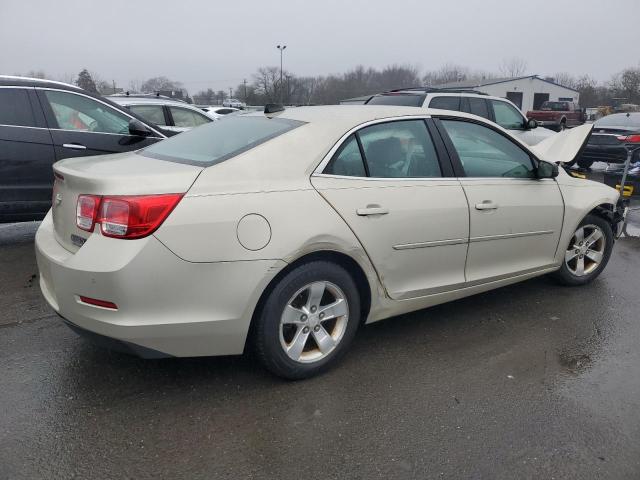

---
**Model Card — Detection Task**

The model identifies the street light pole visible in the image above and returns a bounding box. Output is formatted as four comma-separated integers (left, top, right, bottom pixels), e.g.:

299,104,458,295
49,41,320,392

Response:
276,44,287,105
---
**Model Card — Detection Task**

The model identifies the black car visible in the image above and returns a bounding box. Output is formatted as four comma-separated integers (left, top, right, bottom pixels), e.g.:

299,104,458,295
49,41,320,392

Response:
0,76,167,223
574,112,640,169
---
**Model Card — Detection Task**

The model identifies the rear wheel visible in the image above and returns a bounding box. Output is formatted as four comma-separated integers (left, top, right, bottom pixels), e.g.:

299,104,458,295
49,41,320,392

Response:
551,214,613,286
253,261,361,379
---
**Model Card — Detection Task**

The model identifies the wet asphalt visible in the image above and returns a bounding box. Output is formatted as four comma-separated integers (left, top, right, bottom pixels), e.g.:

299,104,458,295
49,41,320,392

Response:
1,208,639,480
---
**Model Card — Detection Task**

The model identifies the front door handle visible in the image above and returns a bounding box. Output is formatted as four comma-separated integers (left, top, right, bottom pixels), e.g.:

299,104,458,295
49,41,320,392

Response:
356,205,389,216
62,143,87,150
475,201,498,211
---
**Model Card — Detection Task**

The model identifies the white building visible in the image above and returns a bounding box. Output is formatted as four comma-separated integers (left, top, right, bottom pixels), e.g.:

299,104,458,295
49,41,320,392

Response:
436,75,579,112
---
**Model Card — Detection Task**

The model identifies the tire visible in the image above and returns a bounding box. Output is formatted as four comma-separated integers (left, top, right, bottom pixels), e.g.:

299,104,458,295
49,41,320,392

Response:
558,120,567,132
550,214,614,286
253,261,361,380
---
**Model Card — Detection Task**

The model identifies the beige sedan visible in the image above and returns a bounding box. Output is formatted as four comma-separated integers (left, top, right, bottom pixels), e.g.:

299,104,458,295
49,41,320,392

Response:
36,106,624,379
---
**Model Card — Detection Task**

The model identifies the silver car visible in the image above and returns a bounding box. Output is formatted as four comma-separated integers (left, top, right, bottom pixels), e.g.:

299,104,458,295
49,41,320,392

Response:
109,96,216,134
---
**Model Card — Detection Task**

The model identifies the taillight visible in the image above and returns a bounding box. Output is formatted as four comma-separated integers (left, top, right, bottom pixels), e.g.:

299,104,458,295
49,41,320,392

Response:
619,134,640,143
76,195,101,231
75,193,183,239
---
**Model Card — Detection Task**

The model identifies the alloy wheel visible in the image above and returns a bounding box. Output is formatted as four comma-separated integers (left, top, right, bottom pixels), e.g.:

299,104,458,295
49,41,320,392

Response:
279,281,349,363
565,224,606,276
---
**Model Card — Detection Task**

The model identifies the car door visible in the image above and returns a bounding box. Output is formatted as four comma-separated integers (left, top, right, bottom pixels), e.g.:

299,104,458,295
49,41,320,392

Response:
0,86,56,221
37,88,164,160
435,118,564,283
311,118,469,300
167,106,212,133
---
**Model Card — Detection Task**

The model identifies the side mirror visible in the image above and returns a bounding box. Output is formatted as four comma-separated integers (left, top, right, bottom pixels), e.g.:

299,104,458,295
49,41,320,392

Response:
537,161,559,179
526,118,538,130
128,118,153,137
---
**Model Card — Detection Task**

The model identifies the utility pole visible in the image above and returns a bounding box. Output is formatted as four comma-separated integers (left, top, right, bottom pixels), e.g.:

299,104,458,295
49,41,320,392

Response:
112,79,116,94
229,87,232,99
276,44,287,105
243,79,247,104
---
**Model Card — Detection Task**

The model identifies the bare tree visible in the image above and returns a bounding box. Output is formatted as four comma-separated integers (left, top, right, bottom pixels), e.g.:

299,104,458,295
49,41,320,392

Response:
499,57,528,78
141,76,183,94
552,72,578,89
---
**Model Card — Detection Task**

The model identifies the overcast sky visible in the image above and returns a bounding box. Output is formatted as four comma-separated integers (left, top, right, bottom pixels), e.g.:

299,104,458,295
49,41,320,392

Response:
1,0,638,92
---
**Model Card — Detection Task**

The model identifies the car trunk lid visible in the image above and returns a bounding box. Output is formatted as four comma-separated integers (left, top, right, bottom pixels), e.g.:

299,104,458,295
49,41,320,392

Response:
51,152,203,253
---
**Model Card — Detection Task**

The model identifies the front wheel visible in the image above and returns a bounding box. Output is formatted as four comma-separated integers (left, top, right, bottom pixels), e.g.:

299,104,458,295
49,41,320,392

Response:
550,214,613,286
253,261,361,379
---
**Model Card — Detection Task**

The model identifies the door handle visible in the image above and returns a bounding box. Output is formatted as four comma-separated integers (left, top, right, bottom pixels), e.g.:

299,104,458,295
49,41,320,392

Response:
475,201,498,211
356,205,389,216
62,143,87,150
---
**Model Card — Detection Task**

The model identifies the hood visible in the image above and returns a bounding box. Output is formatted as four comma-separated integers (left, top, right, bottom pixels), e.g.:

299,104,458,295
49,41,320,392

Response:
530,124,593,164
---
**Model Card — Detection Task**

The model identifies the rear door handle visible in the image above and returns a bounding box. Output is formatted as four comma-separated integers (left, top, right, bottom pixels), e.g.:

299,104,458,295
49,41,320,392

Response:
62,143,86,150
475,201,498,211
356,205,389,216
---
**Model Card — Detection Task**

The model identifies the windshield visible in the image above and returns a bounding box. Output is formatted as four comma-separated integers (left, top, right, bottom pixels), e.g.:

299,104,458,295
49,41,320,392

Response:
367,94,426,107
139,116,305,165
595,113,640,128
540,101,569,111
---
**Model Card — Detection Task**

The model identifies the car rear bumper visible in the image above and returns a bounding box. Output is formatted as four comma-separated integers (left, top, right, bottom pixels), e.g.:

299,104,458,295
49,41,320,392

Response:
35,212,286,357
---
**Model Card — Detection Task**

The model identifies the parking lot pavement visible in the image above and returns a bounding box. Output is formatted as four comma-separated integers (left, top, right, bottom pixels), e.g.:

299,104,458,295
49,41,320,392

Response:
1,223,639,480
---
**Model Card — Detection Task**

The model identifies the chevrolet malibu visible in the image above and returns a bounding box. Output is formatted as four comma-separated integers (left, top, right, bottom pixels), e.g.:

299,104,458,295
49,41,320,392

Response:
36,106,625,379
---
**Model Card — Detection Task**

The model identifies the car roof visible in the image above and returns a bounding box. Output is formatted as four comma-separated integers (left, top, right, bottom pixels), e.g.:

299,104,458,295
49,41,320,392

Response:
244,105,501,135
0,75,82,91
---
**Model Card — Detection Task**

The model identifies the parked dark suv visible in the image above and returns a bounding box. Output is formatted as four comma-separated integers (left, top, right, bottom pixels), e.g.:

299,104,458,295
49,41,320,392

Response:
0,76,167,223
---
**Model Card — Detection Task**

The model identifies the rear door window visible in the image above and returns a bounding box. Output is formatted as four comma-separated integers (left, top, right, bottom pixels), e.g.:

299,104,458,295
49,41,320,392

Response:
358,120,441,178
169,107,211,128
467,98,490,119
324,135,366,177
129,105,167,126
428,96,461,111
0,89,36,127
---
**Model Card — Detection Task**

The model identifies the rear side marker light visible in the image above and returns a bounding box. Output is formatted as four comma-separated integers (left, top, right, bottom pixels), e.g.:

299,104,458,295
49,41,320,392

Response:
75,193,183,239
79,296,118,310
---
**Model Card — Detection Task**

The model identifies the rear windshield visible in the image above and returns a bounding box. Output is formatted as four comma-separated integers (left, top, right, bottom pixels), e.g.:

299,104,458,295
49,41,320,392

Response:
139,116,304,165
595,114,640,128
367,94,426,107
540,101,569,111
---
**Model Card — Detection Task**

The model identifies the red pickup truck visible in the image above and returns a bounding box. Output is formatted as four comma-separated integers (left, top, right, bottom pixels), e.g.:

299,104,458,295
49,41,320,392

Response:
527,101,586,131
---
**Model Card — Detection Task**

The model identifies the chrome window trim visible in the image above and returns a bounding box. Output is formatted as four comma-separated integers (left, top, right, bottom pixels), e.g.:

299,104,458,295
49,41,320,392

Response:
315,173,460,183
0,123,48,130
37,87,166,138
312,114,433,177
